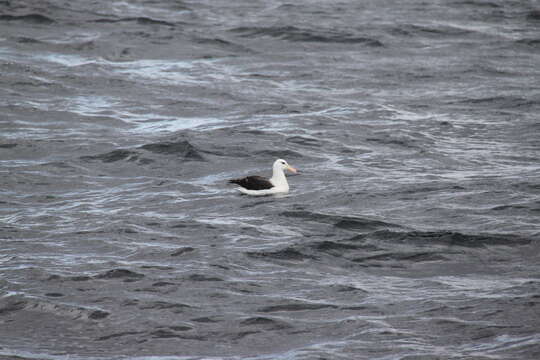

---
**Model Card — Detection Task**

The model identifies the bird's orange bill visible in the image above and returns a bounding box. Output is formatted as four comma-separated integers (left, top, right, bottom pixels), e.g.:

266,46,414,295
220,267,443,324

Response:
287,165,298,174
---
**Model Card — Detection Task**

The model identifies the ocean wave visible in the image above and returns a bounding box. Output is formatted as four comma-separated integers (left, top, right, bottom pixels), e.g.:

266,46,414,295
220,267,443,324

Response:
80,140,206,163
371,229,532,247
0,295,109,321
280,210,401,232
230,25,383,46
92,16,176,27
0,14,55,24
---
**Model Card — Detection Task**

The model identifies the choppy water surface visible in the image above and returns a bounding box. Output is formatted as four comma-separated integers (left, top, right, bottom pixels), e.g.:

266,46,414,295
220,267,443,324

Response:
1,1,539,359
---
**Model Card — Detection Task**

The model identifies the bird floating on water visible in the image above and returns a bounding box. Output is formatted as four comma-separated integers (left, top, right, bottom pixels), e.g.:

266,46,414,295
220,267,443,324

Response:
229,159,298,196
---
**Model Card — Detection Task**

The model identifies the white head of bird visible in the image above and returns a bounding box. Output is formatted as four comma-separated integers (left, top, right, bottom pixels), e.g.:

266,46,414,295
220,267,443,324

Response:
273,159,297,175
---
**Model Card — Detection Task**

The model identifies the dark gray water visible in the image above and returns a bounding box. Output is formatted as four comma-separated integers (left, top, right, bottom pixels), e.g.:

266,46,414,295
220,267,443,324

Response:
1,1,540,359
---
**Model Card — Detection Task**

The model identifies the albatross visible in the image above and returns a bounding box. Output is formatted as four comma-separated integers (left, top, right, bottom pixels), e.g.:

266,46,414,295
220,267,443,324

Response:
229,159,298,196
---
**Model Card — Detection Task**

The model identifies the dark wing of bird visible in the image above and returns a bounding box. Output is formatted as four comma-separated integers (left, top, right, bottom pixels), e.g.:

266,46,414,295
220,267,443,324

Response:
228,176,274,190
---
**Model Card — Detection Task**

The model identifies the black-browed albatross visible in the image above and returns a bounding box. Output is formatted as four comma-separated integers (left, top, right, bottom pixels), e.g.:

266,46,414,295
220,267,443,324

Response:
228,159,298,196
